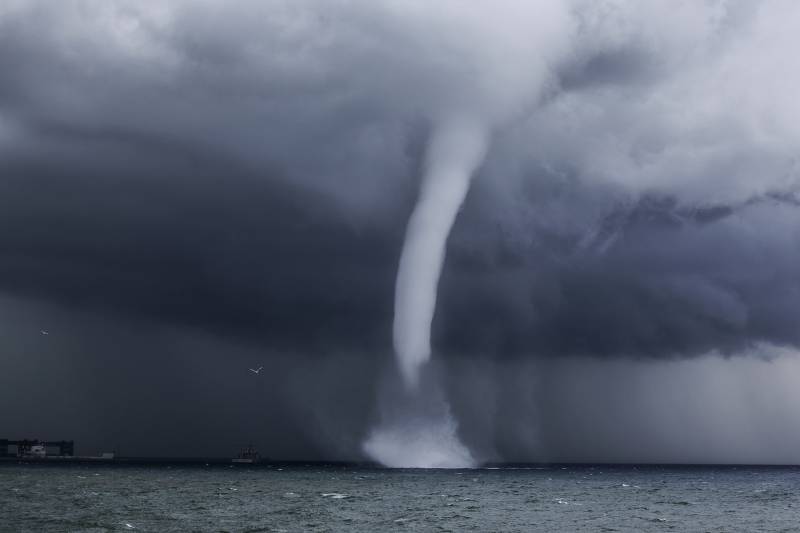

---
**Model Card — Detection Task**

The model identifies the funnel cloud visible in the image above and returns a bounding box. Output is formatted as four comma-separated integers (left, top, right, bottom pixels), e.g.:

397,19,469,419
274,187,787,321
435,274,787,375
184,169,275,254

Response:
393,119,489,388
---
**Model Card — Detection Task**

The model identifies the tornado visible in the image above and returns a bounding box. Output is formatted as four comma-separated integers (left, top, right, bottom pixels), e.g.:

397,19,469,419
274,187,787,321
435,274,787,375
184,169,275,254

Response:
393,118,489,388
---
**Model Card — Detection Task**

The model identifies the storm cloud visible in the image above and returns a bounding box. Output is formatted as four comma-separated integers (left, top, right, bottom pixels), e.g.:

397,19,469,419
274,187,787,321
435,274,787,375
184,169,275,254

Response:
1,0,799,462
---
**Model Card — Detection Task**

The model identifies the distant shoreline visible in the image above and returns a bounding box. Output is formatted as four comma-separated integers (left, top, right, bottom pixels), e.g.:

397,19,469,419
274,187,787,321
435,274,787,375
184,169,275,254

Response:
2,457,800,469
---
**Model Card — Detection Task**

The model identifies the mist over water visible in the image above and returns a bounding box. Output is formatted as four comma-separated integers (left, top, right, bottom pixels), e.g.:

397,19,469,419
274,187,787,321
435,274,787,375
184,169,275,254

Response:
363,366,475,469
362,390,475,469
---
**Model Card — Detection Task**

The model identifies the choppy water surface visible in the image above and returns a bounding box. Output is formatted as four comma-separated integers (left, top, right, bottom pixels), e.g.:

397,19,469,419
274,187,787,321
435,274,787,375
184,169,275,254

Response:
2,463,799,532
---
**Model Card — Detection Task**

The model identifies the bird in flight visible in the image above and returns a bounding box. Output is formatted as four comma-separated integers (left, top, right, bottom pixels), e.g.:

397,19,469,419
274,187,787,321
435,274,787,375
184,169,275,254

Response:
249,366,263,374
40,330,49,335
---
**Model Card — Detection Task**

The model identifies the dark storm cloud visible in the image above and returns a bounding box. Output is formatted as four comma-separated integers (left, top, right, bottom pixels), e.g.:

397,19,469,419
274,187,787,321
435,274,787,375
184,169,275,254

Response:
435,187,800,360
2,0,800,460
0,145,403,352
5,138,795,361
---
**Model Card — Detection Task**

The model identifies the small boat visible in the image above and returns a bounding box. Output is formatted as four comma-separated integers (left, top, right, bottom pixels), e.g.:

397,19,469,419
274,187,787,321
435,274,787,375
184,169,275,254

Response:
232,444,260,464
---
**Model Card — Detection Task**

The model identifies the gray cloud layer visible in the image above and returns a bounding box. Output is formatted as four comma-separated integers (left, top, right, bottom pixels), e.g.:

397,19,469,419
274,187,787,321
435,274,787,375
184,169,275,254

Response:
1,0,799,460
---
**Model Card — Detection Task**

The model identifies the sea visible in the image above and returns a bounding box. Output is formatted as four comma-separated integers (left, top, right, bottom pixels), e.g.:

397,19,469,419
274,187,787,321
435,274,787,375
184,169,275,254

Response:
1,463,799,532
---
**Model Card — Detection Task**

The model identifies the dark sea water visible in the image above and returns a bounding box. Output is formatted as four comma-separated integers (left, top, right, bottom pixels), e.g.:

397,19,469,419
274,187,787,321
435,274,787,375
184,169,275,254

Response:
1,463,799,532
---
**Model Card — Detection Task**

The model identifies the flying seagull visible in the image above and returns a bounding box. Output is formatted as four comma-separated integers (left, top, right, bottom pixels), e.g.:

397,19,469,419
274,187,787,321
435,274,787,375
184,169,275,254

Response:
249,366,263,374
40,330,49,335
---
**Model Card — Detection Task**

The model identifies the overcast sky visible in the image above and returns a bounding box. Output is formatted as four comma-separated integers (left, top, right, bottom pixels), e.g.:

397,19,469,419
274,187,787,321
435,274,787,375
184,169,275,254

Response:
1,0,799,462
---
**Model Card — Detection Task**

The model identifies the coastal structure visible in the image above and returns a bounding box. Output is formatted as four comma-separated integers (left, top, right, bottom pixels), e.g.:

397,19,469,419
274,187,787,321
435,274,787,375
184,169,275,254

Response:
1,439,74,458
